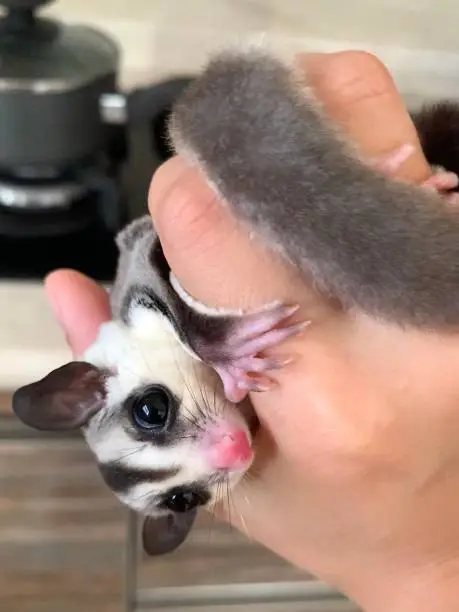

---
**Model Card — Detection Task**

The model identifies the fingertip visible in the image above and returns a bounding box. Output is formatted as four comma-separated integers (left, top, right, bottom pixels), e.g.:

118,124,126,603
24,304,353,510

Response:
147,156,190,219
148,156,222,254
45,269,110,312
147,155,242,300
297,49,431,183
45,269,111,356
298,49,393,105
149,156,225,249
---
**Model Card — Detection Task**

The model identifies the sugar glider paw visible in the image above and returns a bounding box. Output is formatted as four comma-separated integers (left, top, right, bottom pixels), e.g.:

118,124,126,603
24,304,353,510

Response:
170,274,309,404
213,302,309,403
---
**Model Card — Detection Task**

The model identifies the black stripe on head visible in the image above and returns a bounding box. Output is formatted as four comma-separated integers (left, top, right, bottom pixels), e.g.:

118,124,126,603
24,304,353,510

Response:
120,283,171,325
99,462,180,495
150,236,171,282
150,237,239,355
151,236,240,350
119,235,172,325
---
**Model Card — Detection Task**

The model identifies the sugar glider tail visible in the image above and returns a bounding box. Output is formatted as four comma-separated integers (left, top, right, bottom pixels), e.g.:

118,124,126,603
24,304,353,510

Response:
166,47,350,263
167,48,459,330
413,101,459,178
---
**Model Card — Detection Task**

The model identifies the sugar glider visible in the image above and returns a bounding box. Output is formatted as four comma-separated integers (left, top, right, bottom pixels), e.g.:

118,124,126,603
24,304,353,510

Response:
11,48,459,557
12,213,305,556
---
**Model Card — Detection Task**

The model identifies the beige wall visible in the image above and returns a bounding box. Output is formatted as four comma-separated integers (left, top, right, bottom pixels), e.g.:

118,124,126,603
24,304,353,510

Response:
43,0,459,102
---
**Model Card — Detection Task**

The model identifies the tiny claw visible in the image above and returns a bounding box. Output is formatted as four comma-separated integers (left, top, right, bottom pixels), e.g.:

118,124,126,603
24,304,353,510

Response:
294,320,312,333
233,320,310,358
228,303,300,346
235,355,293,373
237,378,273,393
258,299,284,311
275,356,295,368
201,300,309,403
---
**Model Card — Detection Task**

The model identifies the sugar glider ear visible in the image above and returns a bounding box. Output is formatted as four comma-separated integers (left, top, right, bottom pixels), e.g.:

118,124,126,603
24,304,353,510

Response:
141,509,198,556
12,361,108,431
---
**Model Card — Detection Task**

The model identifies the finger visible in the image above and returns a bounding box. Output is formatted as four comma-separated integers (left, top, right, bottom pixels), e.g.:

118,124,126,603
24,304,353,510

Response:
149,157,315,312
298,50,431,183
45,269,110,356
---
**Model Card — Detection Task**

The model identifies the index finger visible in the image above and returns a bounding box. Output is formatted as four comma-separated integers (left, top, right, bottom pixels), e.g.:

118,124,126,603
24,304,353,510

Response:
299,50,431,183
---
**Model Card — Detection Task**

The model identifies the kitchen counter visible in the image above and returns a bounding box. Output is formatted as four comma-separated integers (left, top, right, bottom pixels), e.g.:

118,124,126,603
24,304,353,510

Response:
0,281,71,394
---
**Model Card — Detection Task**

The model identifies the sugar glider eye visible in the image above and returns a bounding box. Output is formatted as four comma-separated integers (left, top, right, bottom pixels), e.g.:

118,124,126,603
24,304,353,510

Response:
163,489,209,513
130,385,173,431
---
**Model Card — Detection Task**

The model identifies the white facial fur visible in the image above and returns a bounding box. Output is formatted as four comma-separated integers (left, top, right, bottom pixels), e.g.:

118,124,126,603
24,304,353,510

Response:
79,304,254,515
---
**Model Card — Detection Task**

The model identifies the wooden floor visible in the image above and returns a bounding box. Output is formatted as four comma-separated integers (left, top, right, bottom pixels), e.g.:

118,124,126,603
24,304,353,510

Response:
0,412,358,612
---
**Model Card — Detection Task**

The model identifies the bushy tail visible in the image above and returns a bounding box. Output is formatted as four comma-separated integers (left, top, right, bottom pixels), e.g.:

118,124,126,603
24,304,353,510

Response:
169,50,459,328
412,101,459,178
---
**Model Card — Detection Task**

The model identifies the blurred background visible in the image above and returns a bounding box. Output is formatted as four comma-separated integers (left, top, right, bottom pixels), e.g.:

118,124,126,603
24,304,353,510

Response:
0,1,457,611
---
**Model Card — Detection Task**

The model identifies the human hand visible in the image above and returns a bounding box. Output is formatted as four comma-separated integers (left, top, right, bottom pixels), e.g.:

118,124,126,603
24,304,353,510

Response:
46,52,459,611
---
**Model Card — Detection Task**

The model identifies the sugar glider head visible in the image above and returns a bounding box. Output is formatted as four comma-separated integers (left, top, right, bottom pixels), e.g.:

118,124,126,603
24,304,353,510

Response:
12,309,255,557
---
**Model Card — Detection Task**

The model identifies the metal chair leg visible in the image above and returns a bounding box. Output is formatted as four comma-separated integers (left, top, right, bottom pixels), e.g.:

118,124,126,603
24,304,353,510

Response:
123,509,139,612
121,504,348,611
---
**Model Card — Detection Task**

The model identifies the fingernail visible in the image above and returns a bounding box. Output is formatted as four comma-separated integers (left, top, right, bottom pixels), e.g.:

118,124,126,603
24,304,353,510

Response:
296,320,313,334
284,304,301,318
276,356,294,368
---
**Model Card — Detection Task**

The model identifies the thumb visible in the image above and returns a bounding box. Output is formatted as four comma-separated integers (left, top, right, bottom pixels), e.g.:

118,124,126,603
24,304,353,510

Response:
148,156,307,312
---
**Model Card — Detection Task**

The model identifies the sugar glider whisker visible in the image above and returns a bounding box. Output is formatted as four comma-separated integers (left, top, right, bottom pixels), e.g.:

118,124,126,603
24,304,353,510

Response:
11,47,459,556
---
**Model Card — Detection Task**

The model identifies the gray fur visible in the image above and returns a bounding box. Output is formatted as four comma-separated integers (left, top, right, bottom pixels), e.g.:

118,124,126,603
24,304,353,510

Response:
110,215,166,320
169,48,459,330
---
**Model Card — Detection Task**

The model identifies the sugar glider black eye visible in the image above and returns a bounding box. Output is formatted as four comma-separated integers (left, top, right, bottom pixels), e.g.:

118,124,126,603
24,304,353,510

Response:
163,489,209,513
131,386,172,431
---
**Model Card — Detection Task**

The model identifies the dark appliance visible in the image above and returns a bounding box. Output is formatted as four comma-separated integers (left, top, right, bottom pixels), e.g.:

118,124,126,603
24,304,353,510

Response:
0,0,193,280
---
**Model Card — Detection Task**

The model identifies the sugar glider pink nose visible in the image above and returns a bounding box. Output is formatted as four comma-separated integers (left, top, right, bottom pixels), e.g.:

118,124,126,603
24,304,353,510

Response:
208,429,253,470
